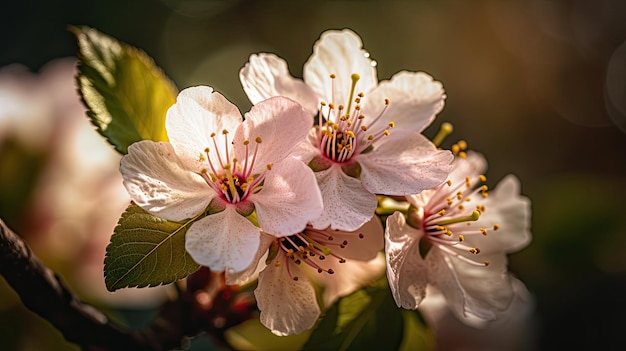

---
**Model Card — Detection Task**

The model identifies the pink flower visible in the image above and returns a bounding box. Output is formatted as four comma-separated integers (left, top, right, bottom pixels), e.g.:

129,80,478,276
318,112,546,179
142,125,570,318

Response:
240,29,453,231
227,218,384,336
121,86,323,273
384,152,532,320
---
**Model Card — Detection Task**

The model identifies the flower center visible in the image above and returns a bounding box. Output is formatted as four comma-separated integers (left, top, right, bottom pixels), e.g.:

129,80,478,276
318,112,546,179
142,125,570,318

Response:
409,172,500,267
316,73,394,164
268,226,366,281
197,130,270,206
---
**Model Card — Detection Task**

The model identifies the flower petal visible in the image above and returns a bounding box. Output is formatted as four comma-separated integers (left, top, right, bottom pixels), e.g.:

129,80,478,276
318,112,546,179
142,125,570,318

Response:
304,29,377,107
310,165,377,231
357,130,453,195
256,251,321,336
165,86,242,171
319,215,384,261
472,174,532,254
120,140,214,221
251,157,323,236
239,53,319,115
185,206,260,272
384,211,428,309
225,233,274,286
233,96,313,172
316,252,387,308
363,71,445,133
427,249,515,321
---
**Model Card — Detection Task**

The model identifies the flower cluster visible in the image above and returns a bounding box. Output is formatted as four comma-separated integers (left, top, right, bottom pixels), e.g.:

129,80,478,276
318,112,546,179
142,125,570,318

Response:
120,29,532,336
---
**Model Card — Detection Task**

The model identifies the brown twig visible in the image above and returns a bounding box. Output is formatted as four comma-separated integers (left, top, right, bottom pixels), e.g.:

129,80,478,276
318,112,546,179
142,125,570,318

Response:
0,218,166,350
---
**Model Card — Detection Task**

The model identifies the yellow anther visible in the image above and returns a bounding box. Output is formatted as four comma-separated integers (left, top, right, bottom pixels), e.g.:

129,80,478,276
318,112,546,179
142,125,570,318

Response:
274,261,281,267
346,130,355,138
329,103,335,109
458,235,465,242
256,136,263,143
465,176,471,188
446,180,452,186
320,101,327,106
204,147,210,153
266,163,273,170
481,185,488,191
458,205,465,210
445,229,453,236
198,154,206,162
351,73,360,81
368,135,375,140
200,168,207,173
469,248,480,254
384,98,391,105
243,140,250,145
480,228,488,235
451,144,460,154
388,121,395,128
457,140,467,150
438,209,446,216
222,129,229,135
482,192,489,198
358,114,365,119
484,261,490,266
361,125,368,131
210,132,216,137
330,73,336,79
493,224,500,231
436,225,445,231
479,175,487,182
459,151,467,159
383,130,390,136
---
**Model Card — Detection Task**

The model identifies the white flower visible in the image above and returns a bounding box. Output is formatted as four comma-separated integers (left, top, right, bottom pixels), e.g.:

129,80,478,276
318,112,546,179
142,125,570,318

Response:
240,29,453,231
121,86,323,273
227,218,384,336
384,152,532,320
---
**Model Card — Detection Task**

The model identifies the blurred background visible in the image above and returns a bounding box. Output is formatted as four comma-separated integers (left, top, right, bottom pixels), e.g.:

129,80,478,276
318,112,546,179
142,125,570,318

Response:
1,0,626,350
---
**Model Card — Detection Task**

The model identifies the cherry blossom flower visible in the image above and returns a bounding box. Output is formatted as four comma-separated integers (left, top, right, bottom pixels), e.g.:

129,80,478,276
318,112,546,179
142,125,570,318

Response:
384,152,531,320
121,86,323,273
227,218,384,336
240,29,453,231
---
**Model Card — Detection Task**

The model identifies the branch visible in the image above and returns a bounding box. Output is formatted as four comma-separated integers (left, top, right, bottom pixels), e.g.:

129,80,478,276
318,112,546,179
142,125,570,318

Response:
0,218,161,350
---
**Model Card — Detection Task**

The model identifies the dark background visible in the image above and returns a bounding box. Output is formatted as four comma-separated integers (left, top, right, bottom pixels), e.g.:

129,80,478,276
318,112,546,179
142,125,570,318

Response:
2,0,626,349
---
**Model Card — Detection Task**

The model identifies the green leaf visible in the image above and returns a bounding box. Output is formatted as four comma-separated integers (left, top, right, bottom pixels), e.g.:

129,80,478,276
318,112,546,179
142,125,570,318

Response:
224,318,311,351
70,25,177,154
399,310,433,351
303,279,404,351
104,203,201,291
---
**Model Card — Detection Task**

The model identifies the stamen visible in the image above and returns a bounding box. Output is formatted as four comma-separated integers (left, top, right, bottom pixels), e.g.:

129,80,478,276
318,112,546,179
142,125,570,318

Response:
435,210,481,226
432,122,454,147
345,73,360,116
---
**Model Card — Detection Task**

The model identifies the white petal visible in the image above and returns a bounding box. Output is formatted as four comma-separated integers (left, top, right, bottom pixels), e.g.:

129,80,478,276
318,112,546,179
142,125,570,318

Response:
475,174,532,254
304,29,377,107
233,96,313,172
121,141,214,221
165,86,242,171
357,130,453,195
427,249,515,320
319,215,384,261
225,233,274,286
256,251,321,336
252,157,323,236
185,207,260,272
362,71,445,133
384,212,428,309
239,53,319,115
291,127,322,164
310,165,377,231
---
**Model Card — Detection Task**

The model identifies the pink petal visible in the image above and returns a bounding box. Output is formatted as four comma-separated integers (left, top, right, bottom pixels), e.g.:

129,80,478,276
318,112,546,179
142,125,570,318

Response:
384,212,429,309
185,206,260,272
426,249,515,321
363,71,445,133
165,86,242,171
256,251,320,336
310,165,377,231
120,140,214,221
233,96,313,173
319,215,384,261
225,233,274,286
357,130,453,195
239,53,319,115
251,157,323,236
304,29,377,108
